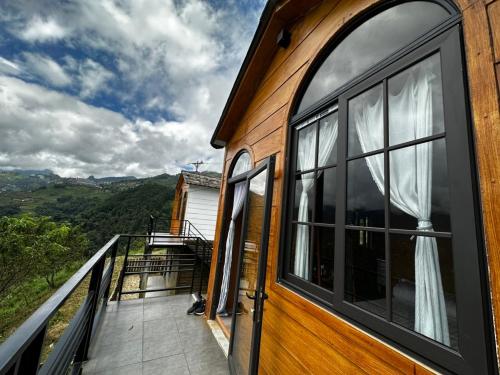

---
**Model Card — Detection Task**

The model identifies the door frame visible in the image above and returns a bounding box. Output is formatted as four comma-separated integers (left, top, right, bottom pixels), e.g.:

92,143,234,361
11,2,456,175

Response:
210,166,251,320
227,155,275,375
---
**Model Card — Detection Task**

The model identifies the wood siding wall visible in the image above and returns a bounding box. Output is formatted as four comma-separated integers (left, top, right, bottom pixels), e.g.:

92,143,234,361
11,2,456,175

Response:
170,179,187,235
206,0,500,373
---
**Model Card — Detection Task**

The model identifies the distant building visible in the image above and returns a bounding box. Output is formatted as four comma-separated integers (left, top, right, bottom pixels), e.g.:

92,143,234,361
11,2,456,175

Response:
170,171,221,241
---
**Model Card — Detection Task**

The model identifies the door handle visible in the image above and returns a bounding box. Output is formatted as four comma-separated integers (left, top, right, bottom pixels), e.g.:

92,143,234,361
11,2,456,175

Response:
246,291,268,300
246,291,256,300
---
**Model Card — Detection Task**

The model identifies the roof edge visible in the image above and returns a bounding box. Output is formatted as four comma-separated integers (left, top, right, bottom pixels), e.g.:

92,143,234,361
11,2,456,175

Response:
210,0,278,149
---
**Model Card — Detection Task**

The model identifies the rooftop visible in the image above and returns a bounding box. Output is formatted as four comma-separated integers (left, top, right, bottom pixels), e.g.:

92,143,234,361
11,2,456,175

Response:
181,171,221,189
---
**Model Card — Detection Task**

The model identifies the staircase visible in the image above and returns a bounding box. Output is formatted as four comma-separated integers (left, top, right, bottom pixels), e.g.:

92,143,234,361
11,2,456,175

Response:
116,217,213,300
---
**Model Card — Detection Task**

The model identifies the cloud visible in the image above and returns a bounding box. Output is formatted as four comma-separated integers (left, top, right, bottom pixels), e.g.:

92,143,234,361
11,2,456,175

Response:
0,57,21,75
0,0,265,176
0,76,222,177
22,52,72,87
20,16,67,42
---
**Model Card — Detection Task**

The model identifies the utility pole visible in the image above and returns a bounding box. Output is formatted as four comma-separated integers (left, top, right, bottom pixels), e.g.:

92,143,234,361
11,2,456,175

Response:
190,161,204,173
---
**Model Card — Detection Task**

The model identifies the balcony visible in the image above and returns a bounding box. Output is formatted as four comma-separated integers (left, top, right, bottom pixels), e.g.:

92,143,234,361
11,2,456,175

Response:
0,220,226,375
82,296,228,375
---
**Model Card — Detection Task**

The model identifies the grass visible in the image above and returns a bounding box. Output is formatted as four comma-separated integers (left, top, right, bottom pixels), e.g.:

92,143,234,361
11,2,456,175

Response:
0,261,85,344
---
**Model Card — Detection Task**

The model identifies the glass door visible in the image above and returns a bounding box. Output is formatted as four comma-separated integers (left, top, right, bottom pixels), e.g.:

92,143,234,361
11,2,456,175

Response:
228,155,275,375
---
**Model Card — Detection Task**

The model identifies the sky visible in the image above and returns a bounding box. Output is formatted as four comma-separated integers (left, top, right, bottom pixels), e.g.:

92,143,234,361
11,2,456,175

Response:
0,0,265,178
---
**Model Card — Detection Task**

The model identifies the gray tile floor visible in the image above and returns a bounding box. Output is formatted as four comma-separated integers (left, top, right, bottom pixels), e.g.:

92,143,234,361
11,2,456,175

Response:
82,295,229,375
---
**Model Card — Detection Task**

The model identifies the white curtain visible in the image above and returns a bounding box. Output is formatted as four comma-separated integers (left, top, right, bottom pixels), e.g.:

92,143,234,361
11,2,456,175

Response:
217,182,246,313
294,117,338,279
354,61,449,345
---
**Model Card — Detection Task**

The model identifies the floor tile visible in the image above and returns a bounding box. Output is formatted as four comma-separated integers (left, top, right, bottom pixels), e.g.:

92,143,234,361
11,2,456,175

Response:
142,354,190,375
85,296,227,375
143,319,178,340
94,362,142,375
93,338,143,371
188,359,229,375
143,333,183,361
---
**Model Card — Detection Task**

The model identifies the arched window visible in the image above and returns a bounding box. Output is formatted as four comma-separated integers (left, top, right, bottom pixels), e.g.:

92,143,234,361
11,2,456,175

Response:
230,150,252,177
281,1,491,373
296,1,452,115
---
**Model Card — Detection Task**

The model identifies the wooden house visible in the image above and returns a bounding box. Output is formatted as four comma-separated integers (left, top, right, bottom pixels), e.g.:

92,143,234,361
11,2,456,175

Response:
169,171,221,241
205,0,500,374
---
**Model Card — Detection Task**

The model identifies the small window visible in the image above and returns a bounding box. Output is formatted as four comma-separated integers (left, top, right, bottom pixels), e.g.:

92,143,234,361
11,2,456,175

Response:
281,2,491,373
231,151,252,177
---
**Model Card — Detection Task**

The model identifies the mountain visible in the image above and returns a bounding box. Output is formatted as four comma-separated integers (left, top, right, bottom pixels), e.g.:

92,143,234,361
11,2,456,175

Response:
0,169,221,252
0,169,141,192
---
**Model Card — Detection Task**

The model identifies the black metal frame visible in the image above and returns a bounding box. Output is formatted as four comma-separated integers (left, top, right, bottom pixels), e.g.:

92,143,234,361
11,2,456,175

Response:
119,231,212,299
209,149,254,320
278,7,495,374
227,155,275,375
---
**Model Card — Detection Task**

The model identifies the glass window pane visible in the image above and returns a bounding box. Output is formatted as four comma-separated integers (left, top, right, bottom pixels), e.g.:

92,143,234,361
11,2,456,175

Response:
318,112,338,167
390,138,451,232
348,84,384,157
294,173,314,221
297,123,317,172
297,2,450,113
316,168,336,224
389,53,444,146
391,234,457,350
290,223,312,280
312,227,335,291
345,230,386,317
347,155,385,227
232,168,267,374
231,151,251,177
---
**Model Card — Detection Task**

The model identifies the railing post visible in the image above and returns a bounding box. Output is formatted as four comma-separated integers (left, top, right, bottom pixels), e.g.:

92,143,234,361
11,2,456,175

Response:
103,240,118,303
198,238,204,299
118,237,131,302
15,326,47,374
74,255,105,363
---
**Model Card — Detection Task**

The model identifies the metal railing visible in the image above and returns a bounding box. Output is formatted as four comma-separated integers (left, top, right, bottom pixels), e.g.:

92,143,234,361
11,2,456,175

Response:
147,216,212,266
0,216,214,375
0,235,120,375
0,230,212,375
116,234,207,299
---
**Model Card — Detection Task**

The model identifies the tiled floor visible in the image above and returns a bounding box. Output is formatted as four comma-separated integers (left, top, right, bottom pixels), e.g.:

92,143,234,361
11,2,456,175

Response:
82,295,229,375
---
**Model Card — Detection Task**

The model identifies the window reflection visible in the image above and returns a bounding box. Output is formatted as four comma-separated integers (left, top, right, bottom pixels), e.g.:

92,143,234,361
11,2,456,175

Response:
316,168,336,224
231,152,252,177
297,2,450,113
345,230,386,317
346,155,385,227
312,227,335,290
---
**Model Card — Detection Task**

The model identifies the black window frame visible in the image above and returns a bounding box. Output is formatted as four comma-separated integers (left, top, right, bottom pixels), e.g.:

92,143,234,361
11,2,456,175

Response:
278,4,495,374
209,149,254,320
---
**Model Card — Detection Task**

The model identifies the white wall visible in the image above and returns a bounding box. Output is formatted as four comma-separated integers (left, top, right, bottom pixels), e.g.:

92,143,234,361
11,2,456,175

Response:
184,185,219,241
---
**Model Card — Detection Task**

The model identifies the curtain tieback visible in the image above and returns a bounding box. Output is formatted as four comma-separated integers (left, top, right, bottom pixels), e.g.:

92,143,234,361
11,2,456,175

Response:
411,219,433,240
417,219,433,231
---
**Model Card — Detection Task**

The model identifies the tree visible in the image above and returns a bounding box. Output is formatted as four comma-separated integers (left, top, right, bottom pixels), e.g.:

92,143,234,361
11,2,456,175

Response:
0,215,89,294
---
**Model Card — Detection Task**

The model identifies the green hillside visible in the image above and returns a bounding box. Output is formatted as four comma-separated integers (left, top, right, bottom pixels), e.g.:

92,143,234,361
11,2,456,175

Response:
0,170,219,252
